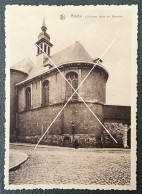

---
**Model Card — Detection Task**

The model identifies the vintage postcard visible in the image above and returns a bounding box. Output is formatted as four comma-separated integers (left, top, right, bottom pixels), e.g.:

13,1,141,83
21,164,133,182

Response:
5,5,137,190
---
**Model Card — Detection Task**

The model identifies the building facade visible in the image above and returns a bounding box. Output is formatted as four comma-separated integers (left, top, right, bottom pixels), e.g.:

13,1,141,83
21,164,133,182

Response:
10,19,131,148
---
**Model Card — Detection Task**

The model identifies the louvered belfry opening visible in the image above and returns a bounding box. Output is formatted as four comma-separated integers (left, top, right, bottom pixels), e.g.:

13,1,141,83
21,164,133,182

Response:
66,72,78,101
42,80,49,106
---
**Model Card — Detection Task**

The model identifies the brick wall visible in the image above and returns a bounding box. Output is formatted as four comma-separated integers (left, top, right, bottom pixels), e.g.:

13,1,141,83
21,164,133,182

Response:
17,102,103,147
17,103,131,148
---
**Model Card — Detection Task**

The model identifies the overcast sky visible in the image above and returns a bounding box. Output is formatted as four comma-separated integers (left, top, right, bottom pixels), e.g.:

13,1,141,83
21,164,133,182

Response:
5,5,137,106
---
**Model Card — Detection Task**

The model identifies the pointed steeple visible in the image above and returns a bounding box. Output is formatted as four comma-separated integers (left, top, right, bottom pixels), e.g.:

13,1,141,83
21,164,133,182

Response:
38,18,52,42
36,18,53,66
41,18,47,32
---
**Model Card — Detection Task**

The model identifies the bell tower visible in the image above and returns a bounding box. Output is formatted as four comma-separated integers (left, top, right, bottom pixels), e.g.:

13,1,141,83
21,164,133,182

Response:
36,18,53,66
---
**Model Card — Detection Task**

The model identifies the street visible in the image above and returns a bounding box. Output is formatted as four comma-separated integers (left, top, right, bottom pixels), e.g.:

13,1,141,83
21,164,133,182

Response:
9,144,131,185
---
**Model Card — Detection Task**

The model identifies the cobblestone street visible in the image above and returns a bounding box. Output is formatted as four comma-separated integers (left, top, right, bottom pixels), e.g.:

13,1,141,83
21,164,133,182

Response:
9,144,131,186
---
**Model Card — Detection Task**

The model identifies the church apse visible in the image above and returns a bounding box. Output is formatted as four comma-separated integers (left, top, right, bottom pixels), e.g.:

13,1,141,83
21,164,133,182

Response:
10,19,131,148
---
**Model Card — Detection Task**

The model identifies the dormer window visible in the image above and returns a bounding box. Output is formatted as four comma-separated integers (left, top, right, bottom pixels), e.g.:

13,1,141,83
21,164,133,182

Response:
44,64,53,69
93,58,103,64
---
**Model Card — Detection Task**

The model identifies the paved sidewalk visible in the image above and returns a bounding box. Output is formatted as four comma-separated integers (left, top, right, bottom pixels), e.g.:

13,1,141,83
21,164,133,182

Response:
9,149,28,171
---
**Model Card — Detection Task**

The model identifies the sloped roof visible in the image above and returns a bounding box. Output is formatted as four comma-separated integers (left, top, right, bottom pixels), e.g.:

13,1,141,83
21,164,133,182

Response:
44,41,93,66
16,41,108,85
28,41,94,78
10,57,34,75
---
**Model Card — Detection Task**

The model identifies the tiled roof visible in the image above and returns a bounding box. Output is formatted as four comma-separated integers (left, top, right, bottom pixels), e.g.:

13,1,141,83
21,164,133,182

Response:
10,57,34,75
15,41,108,86
28,41,93,78
44,41,93,66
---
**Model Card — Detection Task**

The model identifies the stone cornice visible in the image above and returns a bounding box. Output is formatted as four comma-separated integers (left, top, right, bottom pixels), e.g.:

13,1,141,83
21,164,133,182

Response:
16,62,109,87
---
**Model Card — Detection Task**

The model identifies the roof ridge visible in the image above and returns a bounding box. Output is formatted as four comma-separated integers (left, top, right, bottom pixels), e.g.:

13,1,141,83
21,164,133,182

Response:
44,41,92,64
51,41,79,57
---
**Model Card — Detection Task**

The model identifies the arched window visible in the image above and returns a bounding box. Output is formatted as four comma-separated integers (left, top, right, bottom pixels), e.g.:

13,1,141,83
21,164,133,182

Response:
42,80,49,106
66,72,78,101
26,87,31,109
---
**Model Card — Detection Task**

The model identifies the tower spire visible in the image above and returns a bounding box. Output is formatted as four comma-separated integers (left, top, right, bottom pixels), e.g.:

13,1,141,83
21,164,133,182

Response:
36,18,53,65
41,18,47,32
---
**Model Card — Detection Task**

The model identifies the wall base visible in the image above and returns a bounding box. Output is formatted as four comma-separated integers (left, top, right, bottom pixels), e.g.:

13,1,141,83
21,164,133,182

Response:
18,134,102,148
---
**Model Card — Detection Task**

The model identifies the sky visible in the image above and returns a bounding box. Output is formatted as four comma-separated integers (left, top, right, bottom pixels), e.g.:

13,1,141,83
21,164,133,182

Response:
5,5,137,106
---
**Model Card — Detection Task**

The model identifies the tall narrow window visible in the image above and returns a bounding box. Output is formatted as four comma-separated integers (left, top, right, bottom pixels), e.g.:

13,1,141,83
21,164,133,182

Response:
48,47,50,55
26,87,31,110
66,72,78,101
42,80,49,106
40,44,43,53
44,44,46,53
38,47,40,55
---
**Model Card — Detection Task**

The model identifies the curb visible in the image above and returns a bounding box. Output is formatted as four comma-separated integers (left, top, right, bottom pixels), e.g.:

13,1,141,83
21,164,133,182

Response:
9,151,28,171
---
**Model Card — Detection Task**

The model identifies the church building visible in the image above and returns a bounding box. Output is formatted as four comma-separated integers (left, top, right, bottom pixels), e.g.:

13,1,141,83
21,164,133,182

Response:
10,19,131,148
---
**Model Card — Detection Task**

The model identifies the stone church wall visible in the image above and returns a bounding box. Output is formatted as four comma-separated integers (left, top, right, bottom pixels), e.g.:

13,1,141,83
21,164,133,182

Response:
10,70,28,141
15,65,131,148
32,79,41,108
48,66,107,105
41,72,63,105
101,105,131,148
101,121,125,148
79,68,106,104
18,86,27,111
17,66,107,112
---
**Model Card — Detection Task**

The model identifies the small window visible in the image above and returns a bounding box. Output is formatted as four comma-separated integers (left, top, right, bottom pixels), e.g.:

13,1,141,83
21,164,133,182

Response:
26,87,31,110
66,72,78,101
42,80,49,106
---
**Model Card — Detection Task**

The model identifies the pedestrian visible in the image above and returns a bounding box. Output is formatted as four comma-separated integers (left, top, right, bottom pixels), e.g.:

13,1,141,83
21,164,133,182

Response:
74,139,79,149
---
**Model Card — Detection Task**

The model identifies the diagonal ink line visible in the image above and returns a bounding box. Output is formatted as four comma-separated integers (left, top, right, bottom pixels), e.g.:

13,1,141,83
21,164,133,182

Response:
34,39,116,148
34,39,116,149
